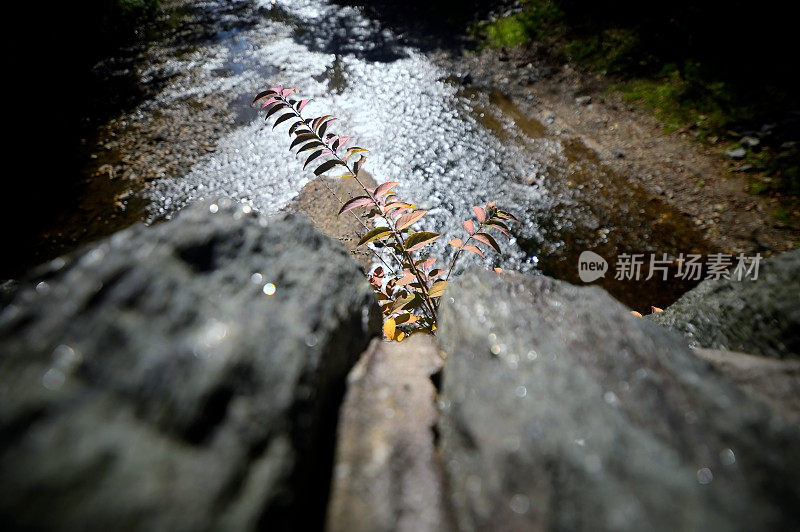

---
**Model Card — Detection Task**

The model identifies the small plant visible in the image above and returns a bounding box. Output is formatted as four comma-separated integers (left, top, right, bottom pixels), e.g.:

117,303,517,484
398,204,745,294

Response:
253,86,518,340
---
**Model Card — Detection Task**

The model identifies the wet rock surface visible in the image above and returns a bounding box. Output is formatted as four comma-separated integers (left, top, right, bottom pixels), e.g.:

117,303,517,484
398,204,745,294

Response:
0,200,380,530
436,269,800,530
327,334,451,532
648,249,800,359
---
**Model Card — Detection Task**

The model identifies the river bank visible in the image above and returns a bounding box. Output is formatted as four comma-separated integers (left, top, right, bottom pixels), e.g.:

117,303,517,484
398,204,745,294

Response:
439,45,800,255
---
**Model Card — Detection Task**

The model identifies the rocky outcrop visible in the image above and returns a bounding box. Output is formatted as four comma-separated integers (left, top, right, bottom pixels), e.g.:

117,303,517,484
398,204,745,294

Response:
436,269,800,531
692,347,800,428
648,249,800,359
326,334,451,532
0,200,380,530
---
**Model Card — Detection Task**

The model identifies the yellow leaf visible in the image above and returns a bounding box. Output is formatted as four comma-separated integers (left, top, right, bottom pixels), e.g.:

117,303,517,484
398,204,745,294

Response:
384,317,396,340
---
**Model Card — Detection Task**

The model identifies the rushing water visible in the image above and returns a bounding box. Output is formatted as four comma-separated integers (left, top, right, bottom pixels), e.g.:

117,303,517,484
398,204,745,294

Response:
59,0,711,311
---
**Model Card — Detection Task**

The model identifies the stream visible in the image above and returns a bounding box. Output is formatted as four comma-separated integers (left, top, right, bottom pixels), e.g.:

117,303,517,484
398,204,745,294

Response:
37,0,712,312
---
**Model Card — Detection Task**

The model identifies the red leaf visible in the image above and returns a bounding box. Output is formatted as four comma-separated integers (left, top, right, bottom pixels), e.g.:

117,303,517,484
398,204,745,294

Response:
471,232,502,253
428,268,446,279
252,89,278,104
260,97,279,109
374,181,399,197
338,196,375,215
484,220,511,237
396,210,427,231
449,238,462,248
422,257,436,270
296,98,312,112
396,272,416,286
318,117,338,136
462,220,475,234
473,206,486,223
462,244,485,258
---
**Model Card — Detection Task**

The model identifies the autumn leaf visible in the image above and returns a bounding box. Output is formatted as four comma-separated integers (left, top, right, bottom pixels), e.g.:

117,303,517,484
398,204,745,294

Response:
396,210,427,231
404,231,441,251
384,317,396,340
338,196,375,215
471,232,502,253
357,227,393,246
462,244,485,258
428,280,449,298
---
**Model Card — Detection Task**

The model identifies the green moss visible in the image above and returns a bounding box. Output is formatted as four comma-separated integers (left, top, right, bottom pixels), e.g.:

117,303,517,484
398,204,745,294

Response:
475,0,563,49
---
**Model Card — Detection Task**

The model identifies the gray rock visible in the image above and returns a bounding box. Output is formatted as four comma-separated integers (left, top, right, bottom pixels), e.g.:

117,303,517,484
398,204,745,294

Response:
692,348,800,427
327,335,451,532
648,250,800,359
741,136,761,148
437,270,800,531
575,95,592,106
724,147,747,159
0,200,380,530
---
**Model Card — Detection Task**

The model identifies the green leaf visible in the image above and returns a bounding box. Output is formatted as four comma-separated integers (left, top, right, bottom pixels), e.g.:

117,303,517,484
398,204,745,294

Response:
404,231,441,252
428,280,449,298
357,227,393,246
314,159,345,176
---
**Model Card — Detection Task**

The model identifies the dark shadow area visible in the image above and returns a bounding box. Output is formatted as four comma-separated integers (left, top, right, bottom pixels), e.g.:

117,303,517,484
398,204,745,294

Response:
329,0,507,53
3,1,265,279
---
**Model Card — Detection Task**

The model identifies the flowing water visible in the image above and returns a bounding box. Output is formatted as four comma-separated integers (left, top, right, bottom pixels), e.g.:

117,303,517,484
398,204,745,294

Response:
40,0,714,312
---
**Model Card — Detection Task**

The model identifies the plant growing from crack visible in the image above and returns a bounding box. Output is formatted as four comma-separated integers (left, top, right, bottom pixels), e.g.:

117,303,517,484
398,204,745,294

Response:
254,86,518,340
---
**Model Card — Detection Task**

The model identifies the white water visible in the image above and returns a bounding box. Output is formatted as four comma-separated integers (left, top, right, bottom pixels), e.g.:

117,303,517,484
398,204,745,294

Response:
145,0,561,273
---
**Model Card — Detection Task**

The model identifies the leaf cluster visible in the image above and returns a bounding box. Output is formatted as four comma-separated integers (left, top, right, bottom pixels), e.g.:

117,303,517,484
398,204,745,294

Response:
254,85,519,340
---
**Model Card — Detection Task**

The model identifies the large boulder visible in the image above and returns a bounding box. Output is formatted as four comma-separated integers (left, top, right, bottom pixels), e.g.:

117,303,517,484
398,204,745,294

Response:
0,200,380,530
436,269,800,531
648,249,800,359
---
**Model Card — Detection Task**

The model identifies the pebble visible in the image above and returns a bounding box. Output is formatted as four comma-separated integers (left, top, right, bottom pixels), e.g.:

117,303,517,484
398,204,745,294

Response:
724,147,746,159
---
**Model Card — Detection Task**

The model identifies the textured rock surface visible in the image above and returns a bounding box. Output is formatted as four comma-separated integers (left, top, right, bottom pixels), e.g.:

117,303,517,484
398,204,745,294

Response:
0,200,380,530
648,249,800,359
692,348,800,428
327,334,451,532
437,269,800,531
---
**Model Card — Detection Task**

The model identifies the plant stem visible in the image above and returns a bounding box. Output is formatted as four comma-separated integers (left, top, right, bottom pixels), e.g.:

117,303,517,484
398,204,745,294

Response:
277,95,438,321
